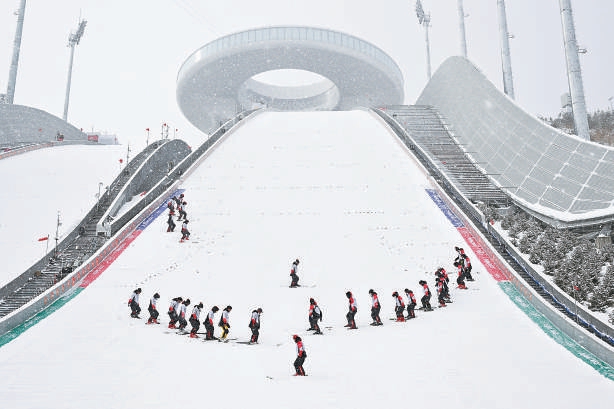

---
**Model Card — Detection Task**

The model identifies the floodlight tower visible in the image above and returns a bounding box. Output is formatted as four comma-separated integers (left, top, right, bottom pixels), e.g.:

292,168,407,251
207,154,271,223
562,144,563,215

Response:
559,0,589,140
62,19,87,121
497,0,515,99
415,0,432,80
5,0,27,104
457,0,468,58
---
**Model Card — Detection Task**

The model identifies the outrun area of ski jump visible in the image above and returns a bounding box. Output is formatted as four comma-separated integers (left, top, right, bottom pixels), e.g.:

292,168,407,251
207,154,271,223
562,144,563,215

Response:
0,111,613,409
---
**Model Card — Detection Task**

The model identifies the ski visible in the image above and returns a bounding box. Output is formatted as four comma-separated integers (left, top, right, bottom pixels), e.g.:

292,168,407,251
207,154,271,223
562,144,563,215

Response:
218,337,238,343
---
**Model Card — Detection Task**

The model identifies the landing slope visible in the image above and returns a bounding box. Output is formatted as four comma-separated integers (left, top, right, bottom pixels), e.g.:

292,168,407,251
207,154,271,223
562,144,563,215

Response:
0,112,612,409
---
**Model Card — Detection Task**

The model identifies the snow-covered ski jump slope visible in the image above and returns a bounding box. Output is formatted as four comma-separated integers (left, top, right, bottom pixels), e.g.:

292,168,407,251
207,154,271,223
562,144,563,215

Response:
0,111,613,409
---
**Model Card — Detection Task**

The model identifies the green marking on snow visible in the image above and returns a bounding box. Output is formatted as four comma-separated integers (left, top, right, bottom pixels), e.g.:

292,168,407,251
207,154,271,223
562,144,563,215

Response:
0,288,84,348
498,281,614,380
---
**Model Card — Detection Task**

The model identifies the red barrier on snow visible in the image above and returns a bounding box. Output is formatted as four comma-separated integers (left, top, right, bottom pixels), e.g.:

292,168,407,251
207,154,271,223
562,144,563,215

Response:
79,230,142,287
457,227,507,282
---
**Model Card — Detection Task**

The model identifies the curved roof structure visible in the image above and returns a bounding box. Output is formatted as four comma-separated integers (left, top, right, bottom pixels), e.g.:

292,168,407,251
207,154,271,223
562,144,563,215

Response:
176,26,404,132
417,57,614,228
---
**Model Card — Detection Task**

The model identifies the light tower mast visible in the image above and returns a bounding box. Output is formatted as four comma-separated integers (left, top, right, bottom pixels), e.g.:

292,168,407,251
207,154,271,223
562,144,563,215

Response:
457,0,468,58
558,0,589,140
497,0,515,99
63,18,87,121
5,0,27,104
415,0,432,80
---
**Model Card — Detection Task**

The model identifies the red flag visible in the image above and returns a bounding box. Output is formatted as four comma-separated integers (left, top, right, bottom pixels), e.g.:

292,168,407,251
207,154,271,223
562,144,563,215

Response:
146,128,150,131
38,236,49,242
573,285,580,291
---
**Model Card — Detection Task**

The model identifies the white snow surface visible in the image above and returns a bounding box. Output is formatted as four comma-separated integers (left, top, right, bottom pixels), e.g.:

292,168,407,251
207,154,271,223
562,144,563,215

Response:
0,144,126,287
0,111,612,408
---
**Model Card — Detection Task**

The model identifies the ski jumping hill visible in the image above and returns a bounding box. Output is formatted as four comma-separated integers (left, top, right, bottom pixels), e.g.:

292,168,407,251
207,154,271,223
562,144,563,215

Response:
0,111,612,408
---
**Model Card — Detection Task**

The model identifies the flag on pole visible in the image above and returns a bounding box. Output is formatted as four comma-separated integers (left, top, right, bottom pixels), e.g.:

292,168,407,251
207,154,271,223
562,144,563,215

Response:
573,285,580,291
38,235,49,242
146,128,150,131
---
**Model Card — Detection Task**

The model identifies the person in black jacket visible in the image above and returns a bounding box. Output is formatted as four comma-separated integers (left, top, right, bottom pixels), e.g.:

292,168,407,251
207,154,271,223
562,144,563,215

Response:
248,308,263,343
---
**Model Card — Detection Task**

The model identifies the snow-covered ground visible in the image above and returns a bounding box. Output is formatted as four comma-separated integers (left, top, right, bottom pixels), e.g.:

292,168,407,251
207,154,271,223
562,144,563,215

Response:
0,144,126,287
0,111,612,409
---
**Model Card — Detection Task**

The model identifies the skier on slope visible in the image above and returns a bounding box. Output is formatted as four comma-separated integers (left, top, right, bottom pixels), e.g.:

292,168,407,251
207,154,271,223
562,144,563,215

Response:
368,289,383,326
128,288,142,318
167,208,176,232
462,254,474,281
218,305,232,341
393,291,406,322
204,306,219,340
437,268,451,301
178,201,187,221
290,258,300,288
177,299,191,331
308,298,323,334
418,280,432,311
292,335,307,376
168,296,183,328
248,308,263,343
404,288,417,319
189,302,204,338
344,291,357,329
436,277,447,308
146,292,161,324
455,261,467,289
180,220,190,242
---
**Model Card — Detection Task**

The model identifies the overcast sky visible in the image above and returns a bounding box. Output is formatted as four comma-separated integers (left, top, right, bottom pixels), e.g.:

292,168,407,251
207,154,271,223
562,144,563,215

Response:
1,0,612,148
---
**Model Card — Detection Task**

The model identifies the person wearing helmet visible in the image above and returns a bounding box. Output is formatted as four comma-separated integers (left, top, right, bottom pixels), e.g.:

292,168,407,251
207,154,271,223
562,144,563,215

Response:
404,289,417,319
166,206,176,233
393,291,405,322
249,308,263,344
180,219,190,242
168,297,183,329
146,292,161,324
290,258,300,288
292,335,307,376
189,302,204,338
177,299,191,331
128,288,142,318
178,201,187,221
218,305,232,341
419,280,432,311
308,298,323,334
344,291,357,329
368,289,383,326
204,306,219,340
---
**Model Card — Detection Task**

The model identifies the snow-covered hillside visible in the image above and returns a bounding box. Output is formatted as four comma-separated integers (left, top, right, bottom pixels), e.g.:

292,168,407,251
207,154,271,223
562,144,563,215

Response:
0,112,612,409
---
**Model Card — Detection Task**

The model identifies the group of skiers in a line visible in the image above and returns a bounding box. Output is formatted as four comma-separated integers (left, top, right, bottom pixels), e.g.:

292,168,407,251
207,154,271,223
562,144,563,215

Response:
128,289,263,343
165,193,190,242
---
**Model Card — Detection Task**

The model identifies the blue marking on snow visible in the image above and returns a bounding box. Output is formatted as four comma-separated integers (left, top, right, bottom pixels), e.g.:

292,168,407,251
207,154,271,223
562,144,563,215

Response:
137,189,185,230
425,189,464,228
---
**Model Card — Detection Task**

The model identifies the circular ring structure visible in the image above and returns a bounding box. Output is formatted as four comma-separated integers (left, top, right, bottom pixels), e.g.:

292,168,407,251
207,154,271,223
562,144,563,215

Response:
176,26,405,132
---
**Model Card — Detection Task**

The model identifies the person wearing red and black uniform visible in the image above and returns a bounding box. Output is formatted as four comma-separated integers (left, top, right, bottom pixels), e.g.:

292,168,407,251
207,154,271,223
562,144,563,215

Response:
218,305,232,341
168,297,182,328
248,308,263,343
176,193,185,220
147,292,160,324
177,299,191,330
308,298,323,334
436,277,447,308
167,206,176,232
419,280,432,311
189,302,203,338
178,201,187,221
180,220,190,242
292,335,307,376
204,306,219,340
404,289,417,319
437,268,451,301
128,288,142,318
455,261,467,289
462,254,474,281
368,289,383,326
290,259,300,288
392,291,406,321
345,291,357,329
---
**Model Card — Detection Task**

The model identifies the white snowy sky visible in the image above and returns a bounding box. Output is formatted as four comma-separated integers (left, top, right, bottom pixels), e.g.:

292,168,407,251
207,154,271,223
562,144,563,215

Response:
1,111,613,408
1,0,614,149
